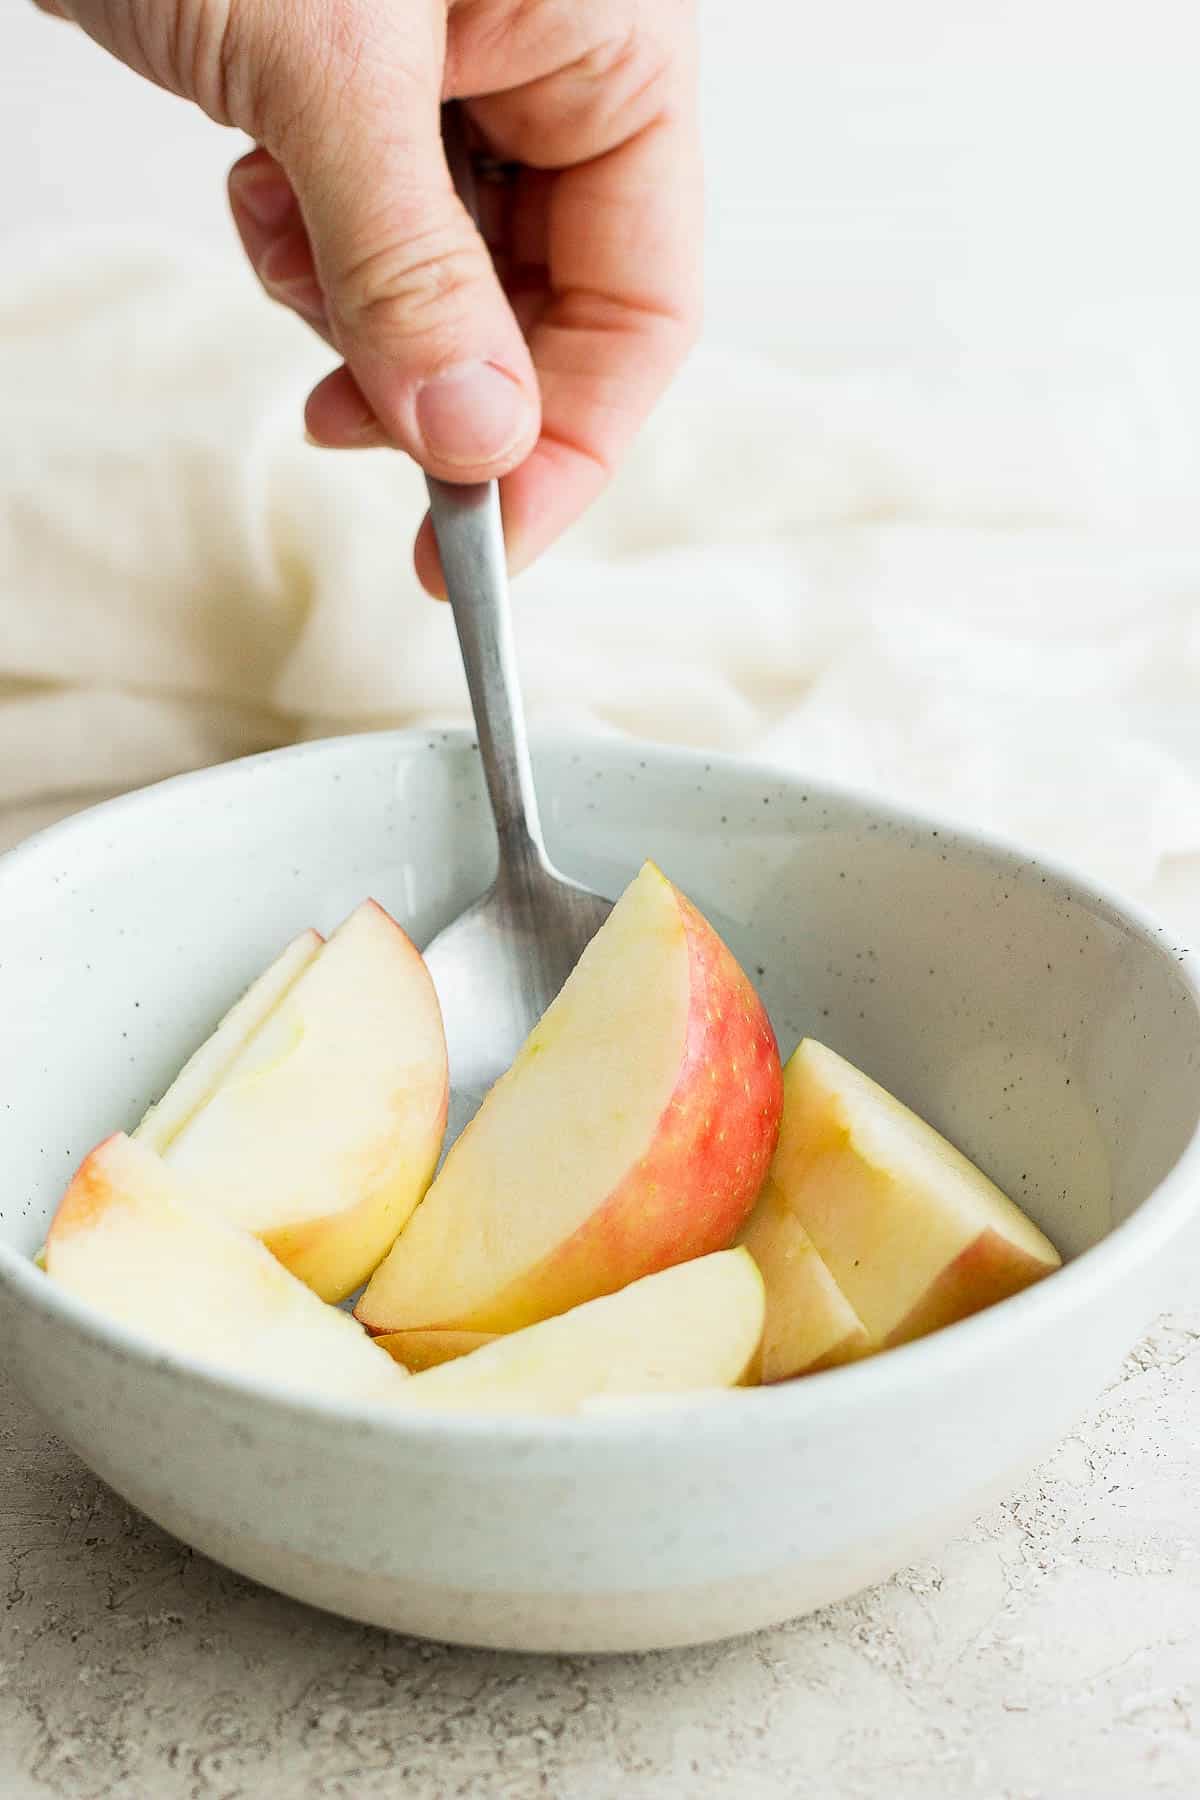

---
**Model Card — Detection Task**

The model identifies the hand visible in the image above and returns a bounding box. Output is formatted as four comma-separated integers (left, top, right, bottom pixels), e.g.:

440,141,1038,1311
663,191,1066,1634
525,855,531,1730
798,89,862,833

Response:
34,0,702,592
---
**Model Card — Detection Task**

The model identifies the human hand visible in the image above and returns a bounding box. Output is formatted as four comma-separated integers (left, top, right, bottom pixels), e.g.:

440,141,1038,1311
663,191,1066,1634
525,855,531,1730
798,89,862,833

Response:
34,0,702,591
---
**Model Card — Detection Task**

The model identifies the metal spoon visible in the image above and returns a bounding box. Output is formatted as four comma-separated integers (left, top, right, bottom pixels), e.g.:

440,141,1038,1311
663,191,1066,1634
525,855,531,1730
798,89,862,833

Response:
422,105,613,1140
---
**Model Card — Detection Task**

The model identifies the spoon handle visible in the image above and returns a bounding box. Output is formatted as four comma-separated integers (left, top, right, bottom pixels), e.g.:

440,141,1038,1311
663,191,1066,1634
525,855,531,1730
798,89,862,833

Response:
426,474,545,862
425,104,547,867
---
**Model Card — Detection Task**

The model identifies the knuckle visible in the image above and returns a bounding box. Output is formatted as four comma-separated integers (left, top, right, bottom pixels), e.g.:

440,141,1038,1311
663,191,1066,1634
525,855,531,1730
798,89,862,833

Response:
498,22,679,167
333,225,488,348
574,24,676,134
155,0,244,124
584,24,671,97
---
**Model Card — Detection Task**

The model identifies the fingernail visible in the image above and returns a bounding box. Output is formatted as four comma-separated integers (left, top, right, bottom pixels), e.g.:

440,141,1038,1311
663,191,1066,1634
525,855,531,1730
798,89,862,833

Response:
230,166,293,234
415,362,529,467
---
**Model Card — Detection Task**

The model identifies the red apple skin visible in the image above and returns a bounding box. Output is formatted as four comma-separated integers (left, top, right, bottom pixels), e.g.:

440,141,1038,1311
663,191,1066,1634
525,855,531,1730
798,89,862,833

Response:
884,1227,1058,1347
48,1135,120,1245
362,885,784,1335
374,1330,498,1371
257,1066,449,1302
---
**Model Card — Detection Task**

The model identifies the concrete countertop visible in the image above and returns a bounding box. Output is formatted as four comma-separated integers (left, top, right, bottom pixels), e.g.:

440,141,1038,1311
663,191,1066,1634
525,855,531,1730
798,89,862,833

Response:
3,1267,1198,1799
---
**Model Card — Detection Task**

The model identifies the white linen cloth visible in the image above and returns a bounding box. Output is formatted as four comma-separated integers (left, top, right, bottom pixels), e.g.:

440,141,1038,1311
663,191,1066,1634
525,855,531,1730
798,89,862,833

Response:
3,248,1199,933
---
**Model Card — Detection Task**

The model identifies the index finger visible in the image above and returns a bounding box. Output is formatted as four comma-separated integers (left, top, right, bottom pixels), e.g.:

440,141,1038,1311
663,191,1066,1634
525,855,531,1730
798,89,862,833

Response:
415,61,702,590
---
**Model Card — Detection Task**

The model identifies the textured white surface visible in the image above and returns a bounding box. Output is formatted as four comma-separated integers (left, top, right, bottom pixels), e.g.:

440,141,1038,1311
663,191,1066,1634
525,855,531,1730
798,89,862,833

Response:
2,1300,1199,1798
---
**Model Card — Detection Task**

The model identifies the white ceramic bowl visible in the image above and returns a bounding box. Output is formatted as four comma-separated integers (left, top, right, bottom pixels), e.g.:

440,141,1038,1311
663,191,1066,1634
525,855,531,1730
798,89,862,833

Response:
2,730,1199,1653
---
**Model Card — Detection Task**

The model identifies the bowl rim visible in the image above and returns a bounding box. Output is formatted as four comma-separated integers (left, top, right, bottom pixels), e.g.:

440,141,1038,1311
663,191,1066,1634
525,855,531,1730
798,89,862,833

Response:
1,725,1198,1450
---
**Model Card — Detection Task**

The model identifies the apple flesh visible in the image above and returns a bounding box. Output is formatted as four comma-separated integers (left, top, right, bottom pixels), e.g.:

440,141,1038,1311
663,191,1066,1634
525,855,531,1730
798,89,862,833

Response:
28,929,325,1271
135,928,323,1153
44,1134,408,1404
357,861,782,1335
392,1249,765,1415
770,1039,1062,1347
150,900,448,1302
737,1180,870,1380
375,1329,498,1372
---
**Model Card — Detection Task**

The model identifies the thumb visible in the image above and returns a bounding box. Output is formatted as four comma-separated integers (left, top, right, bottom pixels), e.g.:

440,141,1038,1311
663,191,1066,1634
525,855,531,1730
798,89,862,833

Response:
276,32,539,479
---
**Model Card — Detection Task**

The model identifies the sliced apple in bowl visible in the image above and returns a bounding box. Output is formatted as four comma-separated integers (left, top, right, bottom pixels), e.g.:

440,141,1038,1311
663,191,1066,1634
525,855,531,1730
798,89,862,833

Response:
376,1329,499,1372
31,926,326,1272
134,927,323,1152
44,1134,409,1404
768,1039,1061,1349
391,1249,765,1415
737,1180,870,1380
356,862,783,1336
44,1140,761,1418
138,900,448,1302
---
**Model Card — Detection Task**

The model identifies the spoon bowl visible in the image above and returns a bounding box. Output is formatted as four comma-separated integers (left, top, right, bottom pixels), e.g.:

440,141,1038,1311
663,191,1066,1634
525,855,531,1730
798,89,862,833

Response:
422,856,612,1131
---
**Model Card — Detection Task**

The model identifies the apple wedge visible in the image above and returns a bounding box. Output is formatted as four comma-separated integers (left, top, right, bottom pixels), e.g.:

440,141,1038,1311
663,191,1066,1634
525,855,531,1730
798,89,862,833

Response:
770,1039,1062,1347
391,1249,765,1415
357,862,782,1335
376,1330,498,1372
135,927,323,1152
44,1134,408,1404
27,929,326,1271
737,1180,870,1380
152,900,447,1302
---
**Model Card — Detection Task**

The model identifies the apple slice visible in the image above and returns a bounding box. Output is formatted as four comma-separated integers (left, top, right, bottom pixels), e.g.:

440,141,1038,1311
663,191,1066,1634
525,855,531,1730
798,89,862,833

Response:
357,861,782,1335
135,928,323,1153
27,929,326,1272
737,1180,870,1380
770,1039,1062,1347
44,1134,408,1404
392,1250,765,1415
157,900,448,1302
376,1329,498,1372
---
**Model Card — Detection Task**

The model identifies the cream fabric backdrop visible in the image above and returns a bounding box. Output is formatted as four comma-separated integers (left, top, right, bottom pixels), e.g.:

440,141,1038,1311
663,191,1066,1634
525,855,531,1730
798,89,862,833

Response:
3,2,1200,930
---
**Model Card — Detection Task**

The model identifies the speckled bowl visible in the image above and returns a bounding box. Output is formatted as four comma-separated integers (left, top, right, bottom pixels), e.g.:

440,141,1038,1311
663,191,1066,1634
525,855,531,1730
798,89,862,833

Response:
2,730,1199,1653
